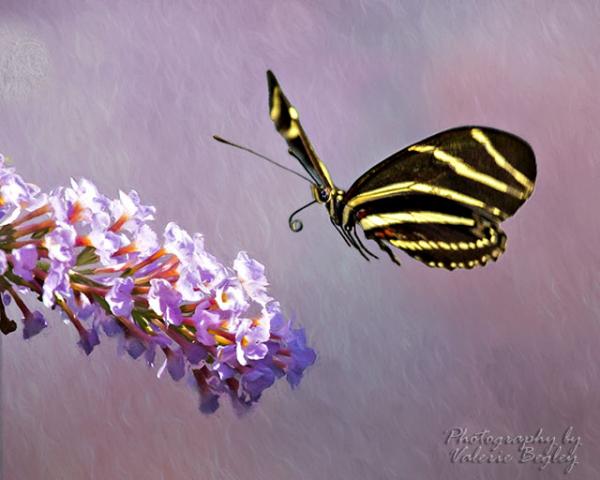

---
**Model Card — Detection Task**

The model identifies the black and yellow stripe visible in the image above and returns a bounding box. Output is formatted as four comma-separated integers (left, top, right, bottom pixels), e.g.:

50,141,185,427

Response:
339,127,535,270
267,71,334,191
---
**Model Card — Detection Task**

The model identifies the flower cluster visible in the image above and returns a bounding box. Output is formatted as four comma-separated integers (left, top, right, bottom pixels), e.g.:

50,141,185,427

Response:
0,154,316,413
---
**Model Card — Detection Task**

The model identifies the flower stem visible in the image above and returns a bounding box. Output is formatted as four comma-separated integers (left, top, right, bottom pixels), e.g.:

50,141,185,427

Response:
13,219,55,239
11,204,51,228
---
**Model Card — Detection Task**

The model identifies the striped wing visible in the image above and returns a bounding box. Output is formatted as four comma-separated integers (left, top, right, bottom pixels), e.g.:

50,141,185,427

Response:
267,70,334,190
342,126,536,270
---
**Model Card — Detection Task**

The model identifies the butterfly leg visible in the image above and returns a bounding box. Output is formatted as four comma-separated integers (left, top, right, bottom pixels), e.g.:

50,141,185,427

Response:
350,225,378,259
330,217,353,247
341,225,378,262
338,224,371,261
374,239,402,266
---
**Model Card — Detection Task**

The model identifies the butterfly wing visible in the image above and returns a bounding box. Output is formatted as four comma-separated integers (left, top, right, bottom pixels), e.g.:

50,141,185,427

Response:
341,126,536,270
267,70,334,190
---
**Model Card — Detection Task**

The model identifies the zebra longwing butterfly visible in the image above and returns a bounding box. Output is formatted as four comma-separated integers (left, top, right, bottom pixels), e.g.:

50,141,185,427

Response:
255,70,536,270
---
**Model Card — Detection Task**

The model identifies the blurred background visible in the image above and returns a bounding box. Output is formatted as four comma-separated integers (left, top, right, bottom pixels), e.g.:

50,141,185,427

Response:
1,1,599,479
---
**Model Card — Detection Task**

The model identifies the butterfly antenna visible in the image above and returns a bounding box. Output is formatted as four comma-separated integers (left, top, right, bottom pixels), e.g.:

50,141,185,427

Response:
213,135,314,184
288,199,318,232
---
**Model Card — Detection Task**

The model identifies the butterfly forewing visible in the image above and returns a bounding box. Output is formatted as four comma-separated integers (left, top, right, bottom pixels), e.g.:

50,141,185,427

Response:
342,127,536,269
267,70,334,190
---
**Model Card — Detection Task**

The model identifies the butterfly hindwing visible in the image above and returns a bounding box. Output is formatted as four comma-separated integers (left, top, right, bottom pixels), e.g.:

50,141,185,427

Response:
365,215,507,270
341,126,535,269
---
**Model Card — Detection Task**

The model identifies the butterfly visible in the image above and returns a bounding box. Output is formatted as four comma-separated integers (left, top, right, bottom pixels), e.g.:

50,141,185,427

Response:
217,71,536,270
263,70,537,270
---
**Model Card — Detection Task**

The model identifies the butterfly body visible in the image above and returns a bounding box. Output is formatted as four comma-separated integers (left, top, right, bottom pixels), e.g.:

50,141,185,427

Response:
266,71,536,270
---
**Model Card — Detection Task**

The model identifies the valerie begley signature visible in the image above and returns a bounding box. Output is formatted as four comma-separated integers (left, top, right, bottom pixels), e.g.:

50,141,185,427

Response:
444,427,581,474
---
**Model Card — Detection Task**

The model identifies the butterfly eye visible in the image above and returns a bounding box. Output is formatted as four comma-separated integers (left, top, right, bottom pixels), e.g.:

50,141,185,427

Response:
318,189,329,202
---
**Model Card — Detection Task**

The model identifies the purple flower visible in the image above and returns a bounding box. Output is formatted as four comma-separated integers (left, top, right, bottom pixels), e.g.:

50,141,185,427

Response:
68,178,110,218
214,278,248,313
89,210,111,232
131,224,159,259
87,229,123,266
241,365,276,401
0,161,40,219
110,190,156,234
158,348,186,381
42,262,72,308
77,326,101,355
22,310,47,339
180,341,207,365
213,344,238,380
48,187,74,224
286,328,317,388
192,234,226,286
12,244,39,281
192,367,223,414
213,358,237,381
106,277,135,317
46,178,109,229
235,317,270,366
175,266,206,302
67,293,97,321
144,343,157,366
192,309,222,345
234,251,271,305
143,333,172,367
164,222,195,261
0,158,317,414
263,301,290,338
99,312,123,337
44,222,76,264
125,337,146,359
148,279,183,326
165,225,226,292
199,394,220,414
174,236,226,302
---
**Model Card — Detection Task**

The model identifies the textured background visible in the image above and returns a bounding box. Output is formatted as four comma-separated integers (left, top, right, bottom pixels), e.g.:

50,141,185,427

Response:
1,1,599,479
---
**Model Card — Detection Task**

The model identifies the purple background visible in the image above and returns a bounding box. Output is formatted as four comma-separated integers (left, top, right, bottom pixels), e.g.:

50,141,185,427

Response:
1,1,599,479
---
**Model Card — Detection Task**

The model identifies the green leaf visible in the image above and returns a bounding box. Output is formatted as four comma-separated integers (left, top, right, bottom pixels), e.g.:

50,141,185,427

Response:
91,293,111,314
35,261,49,272
76,246,99,266
132,310,154,333
31,227,51,239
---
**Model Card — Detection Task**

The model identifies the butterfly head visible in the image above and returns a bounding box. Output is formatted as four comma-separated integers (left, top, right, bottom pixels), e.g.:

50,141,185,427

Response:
311,184,330,203
311,184,345,222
